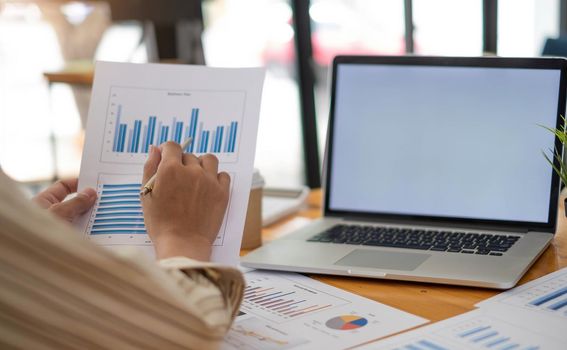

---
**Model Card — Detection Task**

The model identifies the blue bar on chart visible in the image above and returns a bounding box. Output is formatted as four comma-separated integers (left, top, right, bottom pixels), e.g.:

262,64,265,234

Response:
141,116,156,153
455,324,538,350
529,286,567,308
111,105,239,155
90,183,146,235
458,326,491,338
548,298,567,311
400,339,448,350
117,124,127,152
112,104,122,152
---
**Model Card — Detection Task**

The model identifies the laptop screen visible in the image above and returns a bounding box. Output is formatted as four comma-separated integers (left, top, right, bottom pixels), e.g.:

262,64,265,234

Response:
327,60,563,225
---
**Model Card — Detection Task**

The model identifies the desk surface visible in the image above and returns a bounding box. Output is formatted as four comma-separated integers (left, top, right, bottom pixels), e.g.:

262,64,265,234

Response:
43,60,185,86
43,62,94,86
255,189,567,323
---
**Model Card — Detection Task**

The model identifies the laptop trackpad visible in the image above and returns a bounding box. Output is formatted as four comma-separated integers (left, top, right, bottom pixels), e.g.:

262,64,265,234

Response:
334,249,430,271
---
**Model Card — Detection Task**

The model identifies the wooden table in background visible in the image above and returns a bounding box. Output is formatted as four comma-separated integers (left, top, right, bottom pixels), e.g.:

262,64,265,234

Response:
251,189,567,324
43,62,95,86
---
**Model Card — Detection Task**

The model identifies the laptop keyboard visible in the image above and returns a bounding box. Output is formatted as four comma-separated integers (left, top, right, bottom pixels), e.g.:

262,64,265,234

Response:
307,224,520,256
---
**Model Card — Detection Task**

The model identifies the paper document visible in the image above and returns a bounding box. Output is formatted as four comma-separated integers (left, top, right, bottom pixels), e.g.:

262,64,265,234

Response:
222,270,428,350
358,308,565,350
475,266,567,333
477,266,567,316
75,61,265,264
362,268,567,349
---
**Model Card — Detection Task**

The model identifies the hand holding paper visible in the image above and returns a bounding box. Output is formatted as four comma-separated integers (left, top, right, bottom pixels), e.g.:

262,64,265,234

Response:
74,62,265,264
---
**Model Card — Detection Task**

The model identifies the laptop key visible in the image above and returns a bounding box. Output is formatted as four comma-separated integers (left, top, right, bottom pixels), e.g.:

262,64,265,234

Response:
345,240,363,245
430,247,448,251
364,241,399,247
487,247,509,252
461,250,475,254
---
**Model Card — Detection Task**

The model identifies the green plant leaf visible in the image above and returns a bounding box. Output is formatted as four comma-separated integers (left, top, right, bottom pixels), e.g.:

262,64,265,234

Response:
539,115,567,186
537,124,567,144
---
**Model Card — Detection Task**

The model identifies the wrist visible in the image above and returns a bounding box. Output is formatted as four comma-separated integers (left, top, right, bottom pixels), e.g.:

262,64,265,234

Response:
152,232,213,261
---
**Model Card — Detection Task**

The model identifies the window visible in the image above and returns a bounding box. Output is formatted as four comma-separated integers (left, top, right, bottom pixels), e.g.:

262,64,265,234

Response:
309,0,406,158
0,3,72,182
498,0,559,57
413,0,483,56
203,0,304,187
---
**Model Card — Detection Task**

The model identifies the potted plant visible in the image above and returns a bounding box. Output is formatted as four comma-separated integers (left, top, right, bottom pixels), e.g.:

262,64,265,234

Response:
540,116,567,215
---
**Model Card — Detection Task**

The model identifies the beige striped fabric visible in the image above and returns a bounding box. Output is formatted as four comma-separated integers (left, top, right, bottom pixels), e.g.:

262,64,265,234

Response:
0,170,244,350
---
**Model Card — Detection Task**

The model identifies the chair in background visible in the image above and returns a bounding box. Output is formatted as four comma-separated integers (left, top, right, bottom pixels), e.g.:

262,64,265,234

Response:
41,0,205,179
103,0,205,64
43,0,206,127
542,36,567,57
39,1,111,126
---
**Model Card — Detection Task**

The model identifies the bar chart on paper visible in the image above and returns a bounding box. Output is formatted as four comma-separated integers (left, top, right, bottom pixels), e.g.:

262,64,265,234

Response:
226,271,427,350
85,173,231,246
373,312,560,350
241,272,351,324
478,267,567,319
101,86,246,164
439,316,543,350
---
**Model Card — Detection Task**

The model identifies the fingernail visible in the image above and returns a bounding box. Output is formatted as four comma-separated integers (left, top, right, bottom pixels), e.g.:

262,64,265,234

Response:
149,145,154,154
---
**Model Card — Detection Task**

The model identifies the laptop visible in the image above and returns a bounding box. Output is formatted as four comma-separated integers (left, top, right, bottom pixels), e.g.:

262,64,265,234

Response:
242,56,567,289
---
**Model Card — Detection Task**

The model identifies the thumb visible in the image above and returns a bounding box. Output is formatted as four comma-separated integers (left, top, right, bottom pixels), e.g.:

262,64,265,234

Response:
49,188,97,222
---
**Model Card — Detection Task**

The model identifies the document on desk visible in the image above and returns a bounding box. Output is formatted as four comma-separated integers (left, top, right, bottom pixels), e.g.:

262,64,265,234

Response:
222,270,428,350
360,268,567,349
475,266,567,333
357,308,565,350
74,61,265,264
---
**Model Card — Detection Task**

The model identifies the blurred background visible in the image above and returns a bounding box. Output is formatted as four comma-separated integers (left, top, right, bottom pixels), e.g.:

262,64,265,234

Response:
0,0,563,190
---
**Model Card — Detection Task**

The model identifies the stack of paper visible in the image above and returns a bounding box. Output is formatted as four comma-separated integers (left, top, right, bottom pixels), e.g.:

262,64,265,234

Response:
222,270,428,350
359,267,567,350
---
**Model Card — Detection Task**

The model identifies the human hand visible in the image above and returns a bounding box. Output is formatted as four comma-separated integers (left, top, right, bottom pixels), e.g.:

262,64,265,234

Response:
141,142,231,261
33,178,97,222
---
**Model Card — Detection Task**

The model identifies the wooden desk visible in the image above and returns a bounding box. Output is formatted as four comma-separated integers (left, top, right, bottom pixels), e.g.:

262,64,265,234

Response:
43,70,94,86
43,62,94,86
254,189,567,323
43,60,184,86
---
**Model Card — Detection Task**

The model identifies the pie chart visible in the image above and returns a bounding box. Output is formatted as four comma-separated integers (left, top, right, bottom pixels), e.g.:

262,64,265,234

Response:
325,315,368,330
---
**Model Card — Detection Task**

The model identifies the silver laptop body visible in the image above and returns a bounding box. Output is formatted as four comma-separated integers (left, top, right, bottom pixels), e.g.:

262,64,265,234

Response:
242,56,567,289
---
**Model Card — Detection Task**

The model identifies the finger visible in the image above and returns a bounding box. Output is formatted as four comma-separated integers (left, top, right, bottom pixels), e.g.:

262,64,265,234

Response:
182,152,200,166
32,178,79,208
218,171,231,189
143,145,162,184
58,178,79,194
200,154,219,175
49,188,97,222
159,141,183,165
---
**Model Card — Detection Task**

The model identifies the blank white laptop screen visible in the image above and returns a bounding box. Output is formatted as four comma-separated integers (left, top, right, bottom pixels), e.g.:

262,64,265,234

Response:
328,64,561,223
